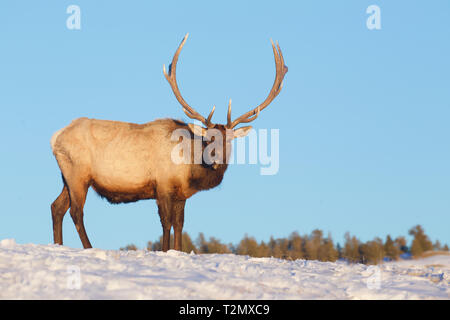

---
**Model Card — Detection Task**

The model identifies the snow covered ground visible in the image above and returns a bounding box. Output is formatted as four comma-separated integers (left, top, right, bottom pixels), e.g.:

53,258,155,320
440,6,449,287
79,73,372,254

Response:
0,238,448,299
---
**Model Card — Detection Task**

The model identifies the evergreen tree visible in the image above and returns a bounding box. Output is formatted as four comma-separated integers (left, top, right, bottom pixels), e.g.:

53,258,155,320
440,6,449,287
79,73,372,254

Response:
120,244,138,251
409,225,433,257
237,235,260,257
147,240,160,251
124,225,448,265
321,233,339,262
268,236,282,258
196,233,209,253
206,236,232,254
394,236,408,254
304,229,323,261
360,237,385,265
342,232,360,263
336,243,343,259
258,241,271,257
267,237,289,259
182,232,197,253
384,235,400,261
288,232,304,260
433,240,442,251
195,233,231,254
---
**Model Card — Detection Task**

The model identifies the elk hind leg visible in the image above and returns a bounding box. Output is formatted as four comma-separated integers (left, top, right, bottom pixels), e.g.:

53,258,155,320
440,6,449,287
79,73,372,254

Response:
51,184,70,245
65,176,92,249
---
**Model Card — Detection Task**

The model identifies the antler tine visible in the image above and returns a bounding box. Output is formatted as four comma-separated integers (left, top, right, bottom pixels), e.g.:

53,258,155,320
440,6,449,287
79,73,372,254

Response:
227,99,232,128
277,41,285,71
181,107,206,124
227,40,287,129
163,33,215,128
206,105,215,124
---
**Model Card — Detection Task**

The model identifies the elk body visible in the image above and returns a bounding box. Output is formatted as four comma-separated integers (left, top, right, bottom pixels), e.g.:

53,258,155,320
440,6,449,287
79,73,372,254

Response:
50,34,287,251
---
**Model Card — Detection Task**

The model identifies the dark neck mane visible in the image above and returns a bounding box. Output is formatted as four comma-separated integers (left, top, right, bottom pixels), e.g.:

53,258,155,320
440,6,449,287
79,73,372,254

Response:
189,163,229,191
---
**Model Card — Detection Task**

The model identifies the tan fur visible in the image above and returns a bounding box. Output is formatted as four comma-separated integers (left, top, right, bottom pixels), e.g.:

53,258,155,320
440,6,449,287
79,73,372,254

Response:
50,117,230,250
53,118,186,194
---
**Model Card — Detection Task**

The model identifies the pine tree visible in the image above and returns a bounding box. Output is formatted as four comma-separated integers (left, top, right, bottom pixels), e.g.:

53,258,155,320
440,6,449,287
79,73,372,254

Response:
206,236,232,254
360,238,385,265
321,233,338,262
129,226,448,264
384,235,400,261
237,235,260,257
257,241,271,257
182,232,198,253
305,229,323,261
196,233,209,253
267,237,288,259
394,236,408,254
146,241,154,251
342,232,360,263
409,225,433,257
288,232,304,260
268,236,282,258
336,243,343,259
120,244,138,251
433,240,442,251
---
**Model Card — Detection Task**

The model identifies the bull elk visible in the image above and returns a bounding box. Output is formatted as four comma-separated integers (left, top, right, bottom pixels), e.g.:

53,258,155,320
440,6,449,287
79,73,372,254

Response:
50,34,287,251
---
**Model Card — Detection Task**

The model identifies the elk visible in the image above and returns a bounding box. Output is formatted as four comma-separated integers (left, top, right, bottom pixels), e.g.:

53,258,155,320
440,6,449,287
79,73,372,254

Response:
50,34,287,251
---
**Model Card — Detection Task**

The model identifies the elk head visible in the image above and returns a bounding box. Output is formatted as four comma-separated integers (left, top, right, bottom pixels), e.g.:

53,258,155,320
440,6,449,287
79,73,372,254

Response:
163,34,288,169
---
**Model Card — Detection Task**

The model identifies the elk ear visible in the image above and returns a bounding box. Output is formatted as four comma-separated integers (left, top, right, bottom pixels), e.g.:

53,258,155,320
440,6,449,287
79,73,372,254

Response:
188,123,207,137
233,126,253,139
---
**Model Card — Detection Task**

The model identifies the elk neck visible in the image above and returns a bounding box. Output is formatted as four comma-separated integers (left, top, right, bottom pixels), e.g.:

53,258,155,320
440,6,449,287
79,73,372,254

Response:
189,162,229,192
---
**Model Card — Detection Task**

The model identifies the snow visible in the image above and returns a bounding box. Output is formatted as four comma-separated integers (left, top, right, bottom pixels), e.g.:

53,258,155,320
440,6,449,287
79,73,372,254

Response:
0,239,448,299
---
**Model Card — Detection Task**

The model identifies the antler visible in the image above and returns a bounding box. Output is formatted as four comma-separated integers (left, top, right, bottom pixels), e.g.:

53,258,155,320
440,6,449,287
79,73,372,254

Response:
163,33,216,128
226,40,288,129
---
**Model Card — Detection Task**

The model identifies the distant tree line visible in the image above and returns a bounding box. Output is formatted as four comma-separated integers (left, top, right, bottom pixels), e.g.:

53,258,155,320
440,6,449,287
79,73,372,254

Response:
120,224,448,265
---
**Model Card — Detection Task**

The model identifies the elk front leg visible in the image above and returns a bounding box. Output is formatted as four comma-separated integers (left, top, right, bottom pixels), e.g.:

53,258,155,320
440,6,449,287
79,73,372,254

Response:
172,199,186,251
157,195,174,252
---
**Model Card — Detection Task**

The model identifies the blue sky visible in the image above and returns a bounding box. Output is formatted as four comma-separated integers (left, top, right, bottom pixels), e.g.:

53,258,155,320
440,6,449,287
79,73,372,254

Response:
0,1,449,250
